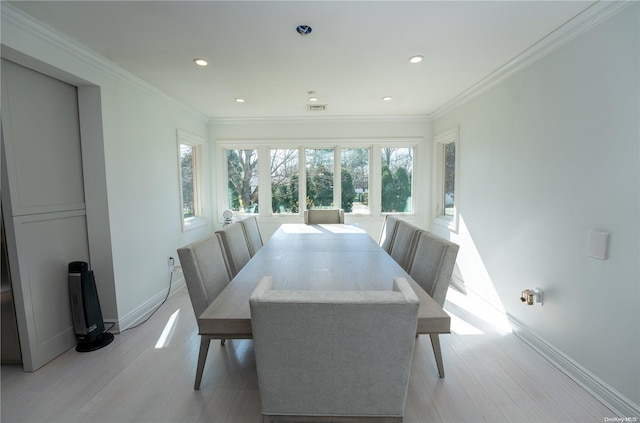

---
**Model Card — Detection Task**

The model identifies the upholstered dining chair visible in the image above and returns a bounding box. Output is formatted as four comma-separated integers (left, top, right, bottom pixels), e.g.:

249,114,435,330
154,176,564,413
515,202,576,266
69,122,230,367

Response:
379,215,401,253
215,222,252,279
177,234,231,390
250,276,419,423
406,230,459,378
303,208,345,224
389,220,422,271
238,215,263,257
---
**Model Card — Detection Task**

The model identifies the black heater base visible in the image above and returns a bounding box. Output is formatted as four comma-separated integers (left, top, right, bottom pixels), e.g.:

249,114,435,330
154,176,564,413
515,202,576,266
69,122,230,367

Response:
76,332,114,353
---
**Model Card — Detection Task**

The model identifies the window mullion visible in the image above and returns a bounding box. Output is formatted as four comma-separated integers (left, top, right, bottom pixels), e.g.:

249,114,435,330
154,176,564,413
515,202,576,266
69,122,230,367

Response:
299,147,307,213
334,147,341,209
370,147,382,216
258,145,271,218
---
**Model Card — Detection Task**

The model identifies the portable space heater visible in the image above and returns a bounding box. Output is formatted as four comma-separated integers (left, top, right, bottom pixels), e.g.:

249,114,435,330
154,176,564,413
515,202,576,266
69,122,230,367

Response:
68,261,114,352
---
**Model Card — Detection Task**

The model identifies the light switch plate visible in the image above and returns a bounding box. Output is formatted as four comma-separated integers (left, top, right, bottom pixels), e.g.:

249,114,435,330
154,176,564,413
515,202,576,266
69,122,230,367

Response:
587,230,609,260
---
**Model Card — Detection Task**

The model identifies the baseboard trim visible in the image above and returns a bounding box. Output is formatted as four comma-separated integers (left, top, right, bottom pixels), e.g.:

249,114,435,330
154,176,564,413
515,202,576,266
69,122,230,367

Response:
110,275,186,333
508,315,640,418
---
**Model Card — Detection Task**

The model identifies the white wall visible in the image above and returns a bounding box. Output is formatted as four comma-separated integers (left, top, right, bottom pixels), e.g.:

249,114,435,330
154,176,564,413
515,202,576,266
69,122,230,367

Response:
432,4,639,411
1,5,211,328
209,117,431,239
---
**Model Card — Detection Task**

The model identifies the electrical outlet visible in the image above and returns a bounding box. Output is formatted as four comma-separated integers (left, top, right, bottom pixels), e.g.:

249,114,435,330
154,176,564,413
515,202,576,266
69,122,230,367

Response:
167,256,174,267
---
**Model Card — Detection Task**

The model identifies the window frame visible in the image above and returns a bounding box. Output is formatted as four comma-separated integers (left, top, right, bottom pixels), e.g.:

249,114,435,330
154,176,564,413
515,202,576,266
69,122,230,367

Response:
432,127,460,232
217,138,420,221
177,130,208,232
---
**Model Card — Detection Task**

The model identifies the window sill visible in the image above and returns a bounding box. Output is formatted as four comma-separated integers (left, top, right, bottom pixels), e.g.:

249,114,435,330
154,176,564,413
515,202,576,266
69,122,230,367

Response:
182,216,209,232
433,215,458,233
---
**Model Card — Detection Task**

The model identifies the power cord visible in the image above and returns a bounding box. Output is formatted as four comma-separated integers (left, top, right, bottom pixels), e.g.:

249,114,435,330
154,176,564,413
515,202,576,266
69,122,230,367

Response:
119,269,174,333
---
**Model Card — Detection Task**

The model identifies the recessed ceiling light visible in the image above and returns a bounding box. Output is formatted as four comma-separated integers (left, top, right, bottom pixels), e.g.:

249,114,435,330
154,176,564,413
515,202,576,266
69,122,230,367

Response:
235,98,245,103
383,96,392,101
309,97,319,102
193,58,208,66
408,55,424,64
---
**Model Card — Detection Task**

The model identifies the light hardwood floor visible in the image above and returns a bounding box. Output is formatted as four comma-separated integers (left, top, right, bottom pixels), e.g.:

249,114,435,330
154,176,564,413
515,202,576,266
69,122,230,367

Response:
1,286,614,423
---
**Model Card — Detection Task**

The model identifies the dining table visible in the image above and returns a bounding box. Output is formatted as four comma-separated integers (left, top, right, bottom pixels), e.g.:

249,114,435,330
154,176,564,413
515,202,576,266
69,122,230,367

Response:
197,223,451,377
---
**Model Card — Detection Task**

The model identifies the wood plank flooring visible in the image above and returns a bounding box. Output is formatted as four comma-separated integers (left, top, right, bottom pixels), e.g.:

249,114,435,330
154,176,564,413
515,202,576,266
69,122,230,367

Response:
1,287,614,423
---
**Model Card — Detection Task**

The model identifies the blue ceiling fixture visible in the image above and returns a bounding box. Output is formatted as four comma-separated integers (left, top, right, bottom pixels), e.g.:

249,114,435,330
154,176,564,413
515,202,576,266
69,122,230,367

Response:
296,25,312,36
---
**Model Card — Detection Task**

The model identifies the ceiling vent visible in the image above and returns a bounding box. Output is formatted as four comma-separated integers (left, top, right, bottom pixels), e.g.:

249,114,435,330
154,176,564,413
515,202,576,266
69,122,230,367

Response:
307,104,327,112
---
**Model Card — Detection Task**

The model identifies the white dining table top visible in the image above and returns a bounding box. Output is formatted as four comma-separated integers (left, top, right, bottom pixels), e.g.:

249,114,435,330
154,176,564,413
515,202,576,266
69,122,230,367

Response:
198,223,450,336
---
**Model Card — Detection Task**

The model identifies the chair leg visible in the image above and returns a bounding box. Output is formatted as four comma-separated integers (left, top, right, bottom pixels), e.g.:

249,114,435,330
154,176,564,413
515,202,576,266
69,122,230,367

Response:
220,338,226,346
194,336,211,390
430,333,445,378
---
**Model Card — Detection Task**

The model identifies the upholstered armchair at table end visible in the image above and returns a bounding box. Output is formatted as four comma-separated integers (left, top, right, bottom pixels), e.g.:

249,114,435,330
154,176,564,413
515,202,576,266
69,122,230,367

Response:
177,234,232,390
250,276,419,423
303,208,345,224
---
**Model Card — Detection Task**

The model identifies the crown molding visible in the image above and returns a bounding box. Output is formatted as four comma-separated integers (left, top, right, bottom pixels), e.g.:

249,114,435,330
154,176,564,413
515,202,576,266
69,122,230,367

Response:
430,0,634,120
1,3,207,121
209,114,430,125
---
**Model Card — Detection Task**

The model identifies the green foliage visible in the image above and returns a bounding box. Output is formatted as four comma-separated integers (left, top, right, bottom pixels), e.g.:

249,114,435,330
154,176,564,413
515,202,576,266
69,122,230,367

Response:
341,167,354,213
271,172,299,213
381,164,412,212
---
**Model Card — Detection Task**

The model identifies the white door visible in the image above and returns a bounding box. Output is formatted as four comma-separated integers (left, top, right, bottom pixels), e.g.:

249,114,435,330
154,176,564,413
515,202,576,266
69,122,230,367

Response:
1,59,90,371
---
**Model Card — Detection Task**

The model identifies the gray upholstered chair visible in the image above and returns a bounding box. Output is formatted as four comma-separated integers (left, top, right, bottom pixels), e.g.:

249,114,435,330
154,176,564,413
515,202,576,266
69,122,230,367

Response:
238,215,263,257
215,222,252,279
250,276,419,423
177,234,231,390
379,215,401,253
407,230,459,378
303,208,344,224
389,220,422,271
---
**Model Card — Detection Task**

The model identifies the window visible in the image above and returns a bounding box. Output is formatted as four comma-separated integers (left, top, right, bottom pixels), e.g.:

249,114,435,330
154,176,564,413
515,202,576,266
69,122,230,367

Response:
444,142,456,217
341,148,370,214
219,140,419,218
433,128,459,231
381,147,413,213
271,148,299,214
227,149,259,214
177,130,207,231
180,144,197,219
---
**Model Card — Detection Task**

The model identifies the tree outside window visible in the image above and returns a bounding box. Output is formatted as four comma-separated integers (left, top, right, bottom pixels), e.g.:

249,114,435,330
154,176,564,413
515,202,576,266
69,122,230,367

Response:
444,142,455,217
271,149,299,214
381,147,413,213
227,149,259,213
341,148,369,214
305,148,334,209
180,144,196,219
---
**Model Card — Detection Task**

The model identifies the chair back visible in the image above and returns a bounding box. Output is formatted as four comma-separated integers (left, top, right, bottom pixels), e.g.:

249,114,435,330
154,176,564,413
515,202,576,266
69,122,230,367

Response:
379,215,401,253
303,208,344,224
250,277,419,421
408,231,459,306
216,222,252,279
389,220,422,271
177,234,230,318
239,216,263,257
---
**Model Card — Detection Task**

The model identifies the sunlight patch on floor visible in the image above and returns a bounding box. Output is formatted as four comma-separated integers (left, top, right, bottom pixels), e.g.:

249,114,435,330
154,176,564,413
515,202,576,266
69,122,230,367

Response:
155,309,180,349
446,287,512,335
449,311,485,335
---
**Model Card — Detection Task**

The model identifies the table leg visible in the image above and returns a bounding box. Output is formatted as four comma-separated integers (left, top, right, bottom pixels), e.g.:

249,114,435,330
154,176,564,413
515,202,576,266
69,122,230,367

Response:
430,333,445,378
194,336,211,390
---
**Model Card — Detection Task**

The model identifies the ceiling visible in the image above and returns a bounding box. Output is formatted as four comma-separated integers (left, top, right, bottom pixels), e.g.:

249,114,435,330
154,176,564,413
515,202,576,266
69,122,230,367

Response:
9,1,595,119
